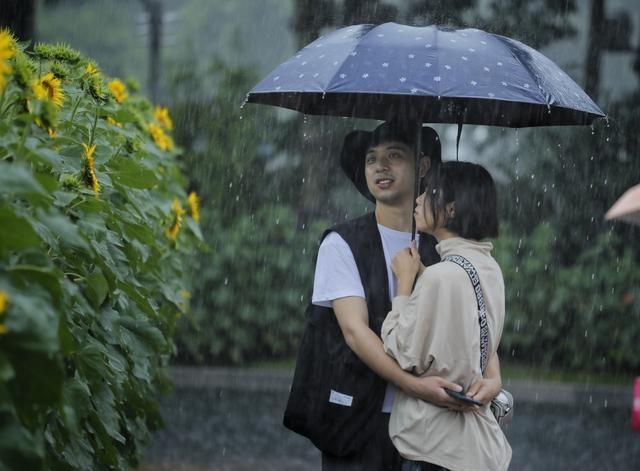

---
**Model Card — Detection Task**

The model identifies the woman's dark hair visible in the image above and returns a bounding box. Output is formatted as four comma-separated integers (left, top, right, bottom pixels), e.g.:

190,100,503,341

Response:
423,161,499,240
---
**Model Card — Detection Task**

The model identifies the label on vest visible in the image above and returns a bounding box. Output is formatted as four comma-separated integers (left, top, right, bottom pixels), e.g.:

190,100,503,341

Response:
329,389,353,407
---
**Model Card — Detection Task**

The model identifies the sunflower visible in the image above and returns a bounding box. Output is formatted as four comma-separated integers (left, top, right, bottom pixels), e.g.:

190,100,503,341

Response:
86,63,99,75
0,29,15,93
81,143,100,194
107,79,128,103
154,105,173,130
106,116,122,128
32,72,65,108
165,198,185,240
149,122,174,151
187,191,200,222
0,290,8,314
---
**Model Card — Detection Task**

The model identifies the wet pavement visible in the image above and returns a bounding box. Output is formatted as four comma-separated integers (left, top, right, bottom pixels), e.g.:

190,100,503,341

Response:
141,370,640,470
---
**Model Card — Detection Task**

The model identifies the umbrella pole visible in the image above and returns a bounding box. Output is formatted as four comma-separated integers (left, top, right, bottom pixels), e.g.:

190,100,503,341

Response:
411,123,422,241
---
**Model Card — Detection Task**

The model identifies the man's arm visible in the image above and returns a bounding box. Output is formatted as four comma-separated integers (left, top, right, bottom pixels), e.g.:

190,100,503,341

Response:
332,296,469,409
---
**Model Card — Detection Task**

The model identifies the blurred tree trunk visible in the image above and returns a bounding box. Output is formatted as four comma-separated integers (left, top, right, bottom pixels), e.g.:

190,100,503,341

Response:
0,0,35,42
292,0,336,221
291,0,397,221
141,0,163,103
585,0,604,101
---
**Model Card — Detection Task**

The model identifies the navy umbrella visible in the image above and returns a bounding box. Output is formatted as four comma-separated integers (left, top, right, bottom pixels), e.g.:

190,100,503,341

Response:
247,22,605,236
248,22,605,127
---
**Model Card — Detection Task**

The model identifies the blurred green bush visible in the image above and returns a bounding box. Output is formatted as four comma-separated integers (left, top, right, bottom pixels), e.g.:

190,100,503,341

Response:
0,32,201,469
177,204,324,364
167,57,327,365
494,224,640,373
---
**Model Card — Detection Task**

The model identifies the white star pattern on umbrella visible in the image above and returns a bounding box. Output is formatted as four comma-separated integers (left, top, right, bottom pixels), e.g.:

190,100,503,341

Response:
251,23,604,121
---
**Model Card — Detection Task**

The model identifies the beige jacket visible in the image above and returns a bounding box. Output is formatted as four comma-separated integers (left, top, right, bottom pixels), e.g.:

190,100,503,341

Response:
381,237,512,471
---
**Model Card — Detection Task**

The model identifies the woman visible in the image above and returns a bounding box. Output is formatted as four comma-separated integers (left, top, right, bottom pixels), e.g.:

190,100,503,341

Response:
381,161,512,471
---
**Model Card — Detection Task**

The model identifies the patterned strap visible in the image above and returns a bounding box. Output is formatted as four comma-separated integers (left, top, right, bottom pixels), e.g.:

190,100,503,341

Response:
442,254,489,373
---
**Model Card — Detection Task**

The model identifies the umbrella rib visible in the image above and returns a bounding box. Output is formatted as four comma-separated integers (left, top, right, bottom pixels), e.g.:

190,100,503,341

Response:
493,34,549,107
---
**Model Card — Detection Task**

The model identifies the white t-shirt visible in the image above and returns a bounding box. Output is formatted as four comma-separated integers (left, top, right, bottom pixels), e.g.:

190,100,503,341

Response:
312,224,420,413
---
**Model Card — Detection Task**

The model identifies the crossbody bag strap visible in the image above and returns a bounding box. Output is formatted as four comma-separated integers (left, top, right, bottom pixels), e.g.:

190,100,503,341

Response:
441,254,489,373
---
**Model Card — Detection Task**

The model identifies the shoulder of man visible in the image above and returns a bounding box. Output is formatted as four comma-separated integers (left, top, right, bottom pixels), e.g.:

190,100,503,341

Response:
327,212,375,238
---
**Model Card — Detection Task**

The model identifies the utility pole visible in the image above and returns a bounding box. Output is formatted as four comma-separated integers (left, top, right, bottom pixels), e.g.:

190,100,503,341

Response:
0,0,36,43
141,0,163,103
585,0,604,101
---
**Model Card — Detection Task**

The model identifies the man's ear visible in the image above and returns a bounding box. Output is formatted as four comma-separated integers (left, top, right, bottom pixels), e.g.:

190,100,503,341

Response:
419,154,431,177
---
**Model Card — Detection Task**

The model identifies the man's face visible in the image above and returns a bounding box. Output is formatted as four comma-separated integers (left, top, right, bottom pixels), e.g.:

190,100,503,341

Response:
364,141,417,205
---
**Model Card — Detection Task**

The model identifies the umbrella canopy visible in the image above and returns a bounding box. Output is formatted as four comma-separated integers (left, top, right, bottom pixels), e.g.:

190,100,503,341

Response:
248,23,605,127
605,183,640,226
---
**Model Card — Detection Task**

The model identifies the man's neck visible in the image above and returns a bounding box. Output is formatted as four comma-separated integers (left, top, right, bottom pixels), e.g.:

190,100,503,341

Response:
374,202,414,232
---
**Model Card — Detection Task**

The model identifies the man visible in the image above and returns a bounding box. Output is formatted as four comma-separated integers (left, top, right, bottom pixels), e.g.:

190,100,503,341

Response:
285,120,503,470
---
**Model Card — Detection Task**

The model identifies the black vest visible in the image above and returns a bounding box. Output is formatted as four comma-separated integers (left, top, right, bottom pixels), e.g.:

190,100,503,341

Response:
283,212,439,457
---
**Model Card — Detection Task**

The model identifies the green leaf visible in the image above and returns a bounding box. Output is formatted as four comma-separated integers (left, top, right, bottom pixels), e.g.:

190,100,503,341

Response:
0,353,14,382
109,156,158,189
0,207,42,252
85,270,109,308
0,161,47,197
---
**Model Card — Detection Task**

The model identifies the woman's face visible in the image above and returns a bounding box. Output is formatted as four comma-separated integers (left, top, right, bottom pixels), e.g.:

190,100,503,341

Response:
414,191,446,234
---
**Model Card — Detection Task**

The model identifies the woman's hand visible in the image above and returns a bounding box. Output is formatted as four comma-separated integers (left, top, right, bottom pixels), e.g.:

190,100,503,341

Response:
467,376,502,405
392,241,424,295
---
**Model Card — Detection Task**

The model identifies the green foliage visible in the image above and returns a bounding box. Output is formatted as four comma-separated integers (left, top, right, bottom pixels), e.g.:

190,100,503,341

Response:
177,204,324,364
0,36,201,469
494,224,640,373
167,56,327,365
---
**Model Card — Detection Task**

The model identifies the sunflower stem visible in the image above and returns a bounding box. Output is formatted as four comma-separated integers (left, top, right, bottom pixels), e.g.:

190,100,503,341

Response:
69,95,82,122
89,104,99,147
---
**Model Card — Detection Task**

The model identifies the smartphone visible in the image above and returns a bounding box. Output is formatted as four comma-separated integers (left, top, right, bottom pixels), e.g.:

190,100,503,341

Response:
444,388,483,406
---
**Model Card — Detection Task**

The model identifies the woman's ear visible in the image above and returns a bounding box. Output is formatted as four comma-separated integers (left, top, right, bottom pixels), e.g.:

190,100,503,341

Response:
419,154,431,177
446,201,456,219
